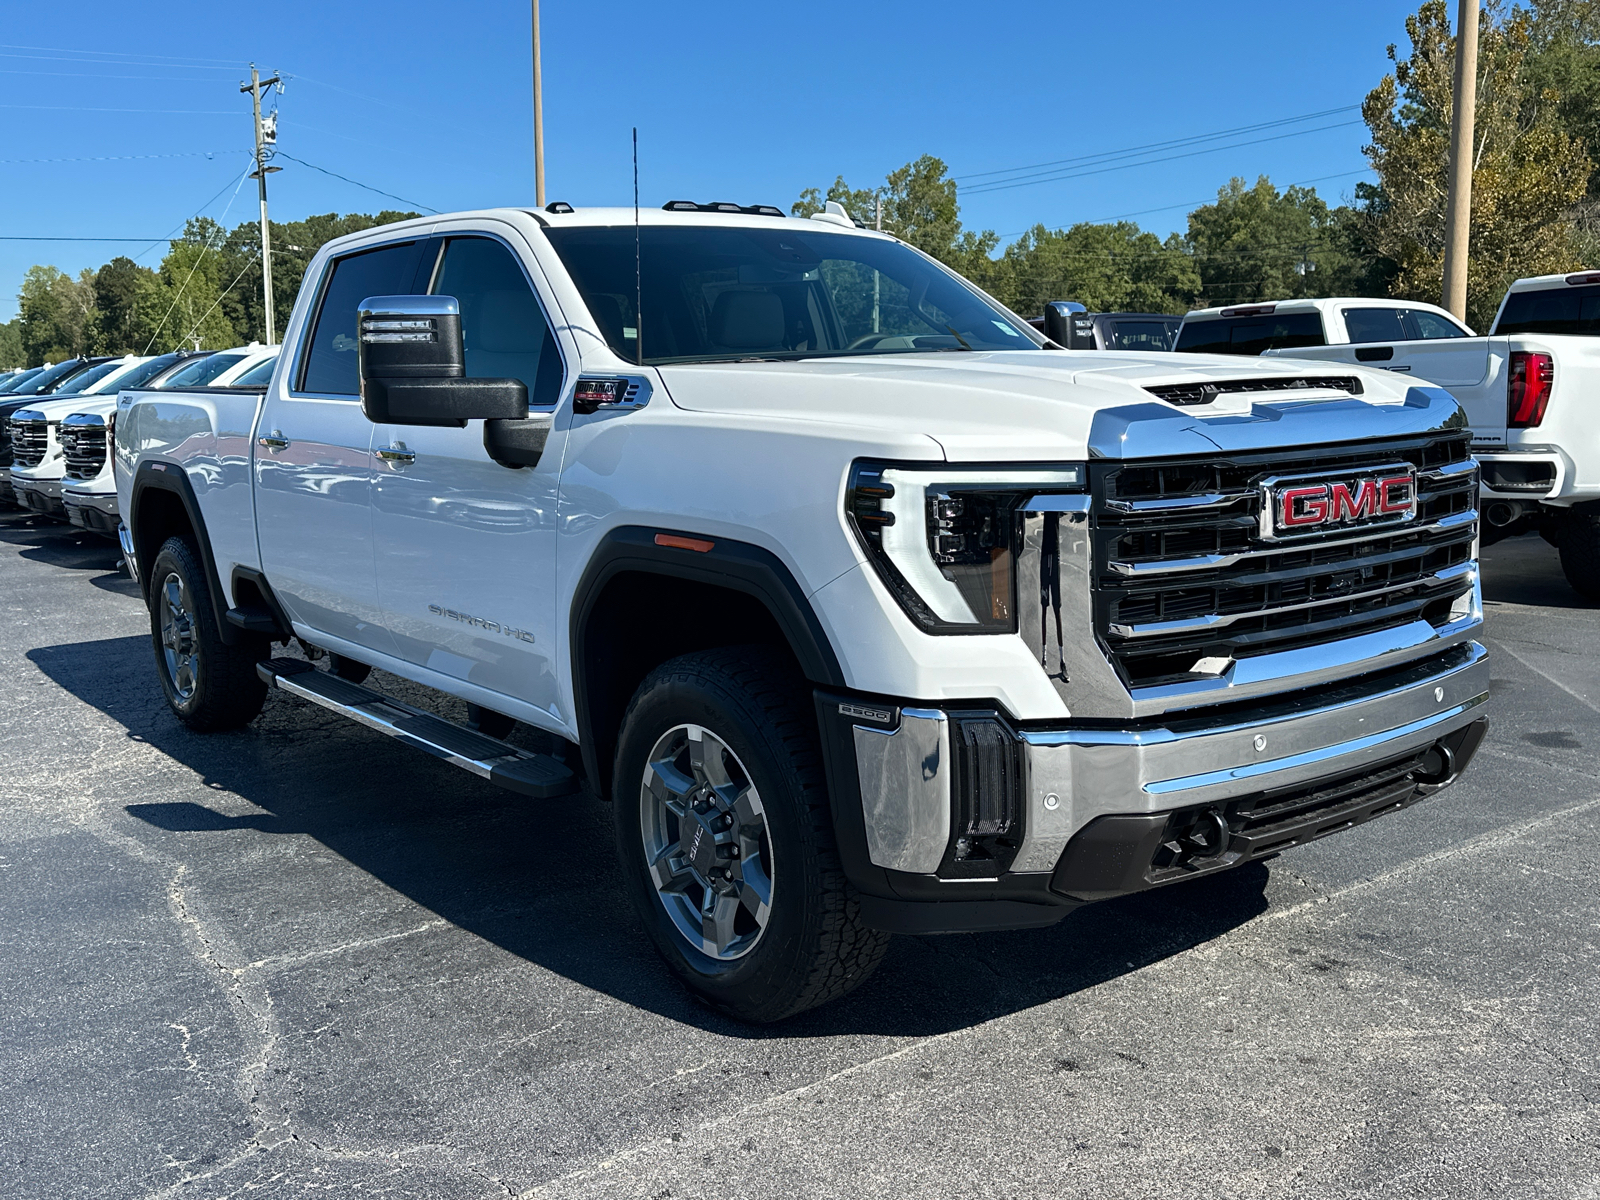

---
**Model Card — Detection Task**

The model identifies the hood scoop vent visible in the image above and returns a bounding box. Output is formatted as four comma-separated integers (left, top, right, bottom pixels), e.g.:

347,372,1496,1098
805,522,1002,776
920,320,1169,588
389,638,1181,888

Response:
1147,375,1365,407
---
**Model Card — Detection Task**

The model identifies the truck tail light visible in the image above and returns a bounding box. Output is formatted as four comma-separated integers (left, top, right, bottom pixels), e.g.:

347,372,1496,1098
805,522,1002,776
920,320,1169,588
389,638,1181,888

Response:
1507,352,1553,428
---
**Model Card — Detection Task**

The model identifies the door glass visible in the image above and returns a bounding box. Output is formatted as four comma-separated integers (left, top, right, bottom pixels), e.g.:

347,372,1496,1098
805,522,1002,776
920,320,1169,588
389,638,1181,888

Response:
160,353,245,388
1342,307,1407,344
432,237,563,406
1406,310,1469,339
300,242,423,396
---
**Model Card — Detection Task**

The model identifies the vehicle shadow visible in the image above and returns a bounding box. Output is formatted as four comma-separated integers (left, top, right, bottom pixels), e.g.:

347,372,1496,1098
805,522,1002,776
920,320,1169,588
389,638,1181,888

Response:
32,633,1271,1039
0,511,121,573
1481,530,1593,609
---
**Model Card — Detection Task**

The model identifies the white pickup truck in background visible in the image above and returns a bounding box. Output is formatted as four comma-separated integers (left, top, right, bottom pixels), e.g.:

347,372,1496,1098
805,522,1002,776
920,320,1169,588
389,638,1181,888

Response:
1175,286,1600,598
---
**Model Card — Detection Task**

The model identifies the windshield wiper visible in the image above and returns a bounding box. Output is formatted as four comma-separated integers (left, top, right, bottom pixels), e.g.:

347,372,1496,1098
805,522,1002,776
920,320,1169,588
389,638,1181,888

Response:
944,325,973,351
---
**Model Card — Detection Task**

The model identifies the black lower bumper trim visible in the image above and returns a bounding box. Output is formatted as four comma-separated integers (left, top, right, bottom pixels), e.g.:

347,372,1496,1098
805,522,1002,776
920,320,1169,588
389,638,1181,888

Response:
1051,717,1488,902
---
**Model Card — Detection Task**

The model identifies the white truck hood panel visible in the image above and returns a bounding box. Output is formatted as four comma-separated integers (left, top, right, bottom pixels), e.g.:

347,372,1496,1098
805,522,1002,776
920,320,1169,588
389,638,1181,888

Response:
657,350,1419,462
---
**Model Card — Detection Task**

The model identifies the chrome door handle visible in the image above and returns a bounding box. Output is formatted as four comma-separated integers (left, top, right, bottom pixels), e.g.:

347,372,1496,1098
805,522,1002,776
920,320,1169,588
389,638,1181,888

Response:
258,430,289,451
376,444,416,465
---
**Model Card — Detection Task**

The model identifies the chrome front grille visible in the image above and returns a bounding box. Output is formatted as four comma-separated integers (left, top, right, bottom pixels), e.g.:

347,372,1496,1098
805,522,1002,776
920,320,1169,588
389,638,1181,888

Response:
61,417,108,480
9,417,48,469
1090,433,1477,688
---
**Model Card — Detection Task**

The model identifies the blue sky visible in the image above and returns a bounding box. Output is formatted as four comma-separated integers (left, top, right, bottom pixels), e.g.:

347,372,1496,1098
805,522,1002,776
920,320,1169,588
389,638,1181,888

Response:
0,0,1432,321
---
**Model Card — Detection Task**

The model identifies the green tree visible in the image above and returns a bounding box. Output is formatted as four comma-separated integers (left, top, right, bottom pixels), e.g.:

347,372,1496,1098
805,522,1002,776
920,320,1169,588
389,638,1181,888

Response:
793,156,1000,288
1185,176,1369,307
1363,0,1592,328
91,256,158,354
18,265,98,365
0,318,22,369
217,210,419,344
136,219,238,353
997,221,1200,315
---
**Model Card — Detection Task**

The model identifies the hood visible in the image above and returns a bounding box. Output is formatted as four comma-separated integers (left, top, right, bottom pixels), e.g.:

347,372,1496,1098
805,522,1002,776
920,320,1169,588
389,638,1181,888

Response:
655,350,1421,462
18,395,118,422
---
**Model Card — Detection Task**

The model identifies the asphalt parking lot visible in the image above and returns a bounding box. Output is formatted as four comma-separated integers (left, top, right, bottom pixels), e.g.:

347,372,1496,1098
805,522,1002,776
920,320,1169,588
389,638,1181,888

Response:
1,510,1596,1200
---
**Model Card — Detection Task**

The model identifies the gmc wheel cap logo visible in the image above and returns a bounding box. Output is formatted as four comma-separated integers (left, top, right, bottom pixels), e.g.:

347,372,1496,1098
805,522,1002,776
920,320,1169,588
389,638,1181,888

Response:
1259,463,1417,540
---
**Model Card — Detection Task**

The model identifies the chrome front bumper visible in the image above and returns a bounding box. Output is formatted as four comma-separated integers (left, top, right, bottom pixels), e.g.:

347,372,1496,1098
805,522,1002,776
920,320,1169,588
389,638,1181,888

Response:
851,641,1490,877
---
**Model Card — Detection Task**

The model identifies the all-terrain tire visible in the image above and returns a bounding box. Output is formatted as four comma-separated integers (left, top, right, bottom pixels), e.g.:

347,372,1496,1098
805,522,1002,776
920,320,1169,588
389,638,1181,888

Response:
613,646,890,1022
1558,507,1600,601
147,535,268,731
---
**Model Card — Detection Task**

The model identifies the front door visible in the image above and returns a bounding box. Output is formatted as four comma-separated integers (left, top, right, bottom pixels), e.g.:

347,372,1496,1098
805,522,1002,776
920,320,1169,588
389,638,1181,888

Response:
369,230,568,720
255,237,434,653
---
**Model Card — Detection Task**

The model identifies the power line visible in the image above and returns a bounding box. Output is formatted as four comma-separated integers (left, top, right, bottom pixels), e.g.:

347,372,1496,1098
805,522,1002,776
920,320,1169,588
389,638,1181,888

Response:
0,45,239,67
273,152,439,213
0,236,171,242
0,103,239,115
0,150,243,165
963,121,1365,196
956,106,1361,183
142,166,254,354
0,67,233,81
174,250,263,352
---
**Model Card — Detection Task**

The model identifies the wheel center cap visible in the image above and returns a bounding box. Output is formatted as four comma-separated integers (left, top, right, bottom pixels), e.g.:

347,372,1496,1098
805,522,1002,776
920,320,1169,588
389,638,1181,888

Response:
680,807,721,878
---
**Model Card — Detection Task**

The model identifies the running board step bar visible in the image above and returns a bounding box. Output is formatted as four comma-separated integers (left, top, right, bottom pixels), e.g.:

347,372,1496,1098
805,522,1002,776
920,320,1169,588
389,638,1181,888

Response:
256,657,578,799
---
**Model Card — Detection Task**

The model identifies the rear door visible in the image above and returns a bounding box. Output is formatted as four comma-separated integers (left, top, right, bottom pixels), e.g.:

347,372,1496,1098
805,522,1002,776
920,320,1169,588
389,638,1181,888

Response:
255,236,435,651
368,228,568,718
1339,305,1491,390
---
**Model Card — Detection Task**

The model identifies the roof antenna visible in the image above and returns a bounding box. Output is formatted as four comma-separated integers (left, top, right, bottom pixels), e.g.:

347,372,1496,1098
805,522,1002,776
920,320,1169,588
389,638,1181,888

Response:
633,126,642,367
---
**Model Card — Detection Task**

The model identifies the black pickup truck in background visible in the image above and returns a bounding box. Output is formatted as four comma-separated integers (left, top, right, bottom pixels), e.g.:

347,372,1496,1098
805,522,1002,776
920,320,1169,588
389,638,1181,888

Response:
1029,302,1180,350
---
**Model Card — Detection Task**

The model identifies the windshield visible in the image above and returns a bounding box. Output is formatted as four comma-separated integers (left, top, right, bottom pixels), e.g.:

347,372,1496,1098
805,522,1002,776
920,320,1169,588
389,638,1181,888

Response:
14,360,94,396
159,353,241,388
1175,312,1325,356
1494,284,1600,336
542,225,1041,364
0,368,45,395
229,355,279,387
84,356,169,394
52,359,127,395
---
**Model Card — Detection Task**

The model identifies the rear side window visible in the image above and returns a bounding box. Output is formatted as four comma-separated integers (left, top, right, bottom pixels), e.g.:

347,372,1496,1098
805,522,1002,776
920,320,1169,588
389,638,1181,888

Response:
161,354,246,388
1494,285,1600,336
231,355,279,387
1343,306,1469,342
430,237,563,406
1342,308,1408,344
1174,313,1324,356
1105,319,1179,351
300,241,427,395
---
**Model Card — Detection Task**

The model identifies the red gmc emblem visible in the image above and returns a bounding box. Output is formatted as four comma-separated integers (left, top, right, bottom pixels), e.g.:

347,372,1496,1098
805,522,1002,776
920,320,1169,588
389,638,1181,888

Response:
1260,465,1417,540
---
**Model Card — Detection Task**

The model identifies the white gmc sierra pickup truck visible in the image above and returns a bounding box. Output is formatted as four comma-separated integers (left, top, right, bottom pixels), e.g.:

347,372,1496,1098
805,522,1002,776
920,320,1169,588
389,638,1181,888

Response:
115,204,1490,1020
1235,280,1600,598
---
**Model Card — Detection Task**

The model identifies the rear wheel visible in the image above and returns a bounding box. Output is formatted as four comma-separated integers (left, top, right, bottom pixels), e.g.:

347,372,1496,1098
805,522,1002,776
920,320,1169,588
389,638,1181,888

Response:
613,646,889,1022
1558,507,1600,601
148,536,268,731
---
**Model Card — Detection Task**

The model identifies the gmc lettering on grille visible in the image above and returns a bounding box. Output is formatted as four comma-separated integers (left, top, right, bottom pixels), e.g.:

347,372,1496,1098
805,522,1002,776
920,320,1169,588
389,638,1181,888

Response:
1260,466,1417,540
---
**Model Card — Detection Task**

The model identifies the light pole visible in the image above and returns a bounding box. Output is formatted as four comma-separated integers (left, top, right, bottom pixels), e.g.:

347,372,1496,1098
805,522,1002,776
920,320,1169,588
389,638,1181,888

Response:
532,0,546,207
1442,0,1479,323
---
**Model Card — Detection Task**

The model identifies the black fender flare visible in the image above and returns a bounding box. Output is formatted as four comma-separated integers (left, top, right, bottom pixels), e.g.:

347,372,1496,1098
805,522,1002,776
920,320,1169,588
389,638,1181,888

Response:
129,460,244,645
569,525,845,791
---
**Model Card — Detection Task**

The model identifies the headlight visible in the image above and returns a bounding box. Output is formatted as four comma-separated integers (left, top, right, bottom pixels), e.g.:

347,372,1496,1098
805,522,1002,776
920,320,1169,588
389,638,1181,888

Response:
846,460,1085,634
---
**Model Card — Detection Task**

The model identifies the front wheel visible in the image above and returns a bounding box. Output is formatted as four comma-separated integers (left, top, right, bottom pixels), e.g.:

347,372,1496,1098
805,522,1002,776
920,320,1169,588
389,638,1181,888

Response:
148,536,268,731
613,647,890,1022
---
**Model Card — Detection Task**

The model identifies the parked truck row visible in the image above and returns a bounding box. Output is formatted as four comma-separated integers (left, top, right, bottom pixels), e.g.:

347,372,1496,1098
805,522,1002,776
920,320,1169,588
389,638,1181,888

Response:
42,199,1488,1022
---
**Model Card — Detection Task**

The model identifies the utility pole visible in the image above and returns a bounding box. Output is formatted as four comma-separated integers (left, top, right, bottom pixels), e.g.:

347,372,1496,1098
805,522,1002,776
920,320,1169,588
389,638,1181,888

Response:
532,0,546,207
1442,0,1479,323
241,64,283,344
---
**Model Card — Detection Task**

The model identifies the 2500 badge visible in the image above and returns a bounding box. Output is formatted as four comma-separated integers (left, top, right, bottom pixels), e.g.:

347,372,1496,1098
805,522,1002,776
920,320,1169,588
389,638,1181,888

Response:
428,605,535,643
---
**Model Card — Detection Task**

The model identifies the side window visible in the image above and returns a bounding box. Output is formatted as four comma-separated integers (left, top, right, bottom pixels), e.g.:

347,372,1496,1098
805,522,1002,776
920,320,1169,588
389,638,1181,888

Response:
300,242,425,396
1342,307,1407,344
1407,310,1469,340
431,237,563,406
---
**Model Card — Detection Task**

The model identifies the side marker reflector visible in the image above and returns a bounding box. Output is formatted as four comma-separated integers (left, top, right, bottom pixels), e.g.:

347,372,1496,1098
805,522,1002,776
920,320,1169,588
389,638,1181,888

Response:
655,533,715,553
